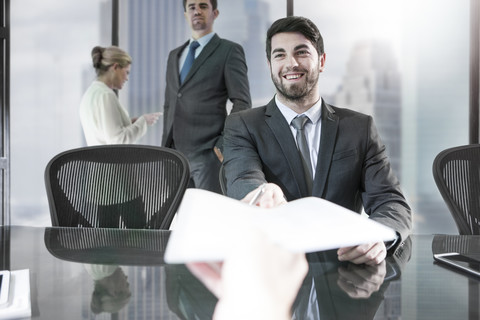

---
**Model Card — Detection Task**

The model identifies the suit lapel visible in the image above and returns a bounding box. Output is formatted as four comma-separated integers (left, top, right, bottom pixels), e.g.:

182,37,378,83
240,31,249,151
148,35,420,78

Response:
313,101,338,197
174,41,189,86
180,34,221,86
264,99,310,197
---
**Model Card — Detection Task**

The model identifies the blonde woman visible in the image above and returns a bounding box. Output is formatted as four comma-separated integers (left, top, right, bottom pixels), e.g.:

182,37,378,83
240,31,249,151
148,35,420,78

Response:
80,46,161,145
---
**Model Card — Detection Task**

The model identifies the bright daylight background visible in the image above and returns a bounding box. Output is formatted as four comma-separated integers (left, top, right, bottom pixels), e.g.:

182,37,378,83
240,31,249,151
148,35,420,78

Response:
11,0,468,236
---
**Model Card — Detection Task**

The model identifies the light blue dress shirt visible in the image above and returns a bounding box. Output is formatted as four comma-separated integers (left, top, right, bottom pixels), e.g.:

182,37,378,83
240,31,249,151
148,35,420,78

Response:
178,32,216,73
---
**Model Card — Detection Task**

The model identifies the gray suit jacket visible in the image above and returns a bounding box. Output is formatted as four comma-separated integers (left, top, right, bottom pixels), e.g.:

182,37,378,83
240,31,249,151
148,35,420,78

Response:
162,34,251,157
223,98,412,247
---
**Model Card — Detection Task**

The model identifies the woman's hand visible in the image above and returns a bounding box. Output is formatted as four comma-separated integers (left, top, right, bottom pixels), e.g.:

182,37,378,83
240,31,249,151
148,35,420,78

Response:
143,112,162,125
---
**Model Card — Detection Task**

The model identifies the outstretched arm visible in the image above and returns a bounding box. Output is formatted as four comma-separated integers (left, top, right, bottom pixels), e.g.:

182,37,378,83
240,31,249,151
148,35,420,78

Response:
187,228,308,320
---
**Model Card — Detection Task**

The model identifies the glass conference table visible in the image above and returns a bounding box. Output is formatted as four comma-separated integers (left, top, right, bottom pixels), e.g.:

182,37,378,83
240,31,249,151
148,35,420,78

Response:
1,226,480,320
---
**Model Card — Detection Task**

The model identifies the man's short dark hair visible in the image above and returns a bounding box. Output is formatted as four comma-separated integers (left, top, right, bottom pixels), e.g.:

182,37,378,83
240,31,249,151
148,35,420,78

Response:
266,16,324,62
183,0,218,11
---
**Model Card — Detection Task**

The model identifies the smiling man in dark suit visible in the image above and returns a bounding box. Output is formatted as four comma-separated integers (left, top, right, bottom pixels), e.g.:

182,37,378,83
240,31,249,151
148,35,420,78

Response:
162,0,251,193
223,16,412,265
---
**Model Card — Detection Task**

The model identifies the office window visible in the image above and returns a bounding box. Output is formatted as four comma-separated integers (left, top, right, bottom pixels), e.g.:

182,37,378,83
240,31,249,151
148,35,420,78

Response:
11,0,109,225
117,0,286,146
9,0,470,233
295,0,469,234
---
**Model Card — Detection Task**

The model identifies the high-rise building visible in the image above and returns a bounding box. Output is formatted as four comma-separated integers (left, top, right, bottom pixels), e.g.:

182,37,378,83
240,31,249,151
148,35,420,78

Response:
119,0,188,146
334,40,402,177
206,0,274,105
242,0,274,104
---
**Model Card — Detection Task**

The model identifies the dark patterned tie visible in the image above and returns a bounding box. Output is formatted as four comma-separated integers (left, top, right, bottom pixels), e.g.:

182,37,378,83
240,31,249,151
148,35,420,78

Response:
291,115,313,194
180,41,200,84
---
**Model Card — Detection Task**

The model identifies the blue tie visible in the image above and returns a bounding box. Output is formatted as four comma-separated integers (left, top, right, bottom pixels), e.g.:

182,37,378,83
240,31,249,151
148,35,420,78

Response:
180,41,200,84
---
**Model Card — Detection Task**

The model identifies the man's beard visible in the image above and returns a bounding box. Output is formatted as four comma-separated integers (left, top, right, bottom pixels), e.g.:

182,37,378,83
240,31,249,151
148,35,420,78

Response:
191,17,207,31
192,21,207,31
271,70,319,103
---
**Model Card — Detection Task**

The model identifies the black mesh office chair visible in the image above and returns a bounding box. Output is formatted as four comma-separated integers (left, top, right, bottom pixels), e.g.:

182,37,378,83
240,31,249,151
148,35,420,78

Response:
432,144,480,235
45,145,189,229
44,227,170,265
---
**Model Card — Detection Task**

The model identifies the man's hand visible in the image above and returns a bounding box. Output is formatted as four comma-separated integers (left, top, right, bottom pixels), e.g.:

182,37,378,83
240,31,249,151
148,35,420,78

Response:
336,260,386,298
337,241,387,265
241,183,287,208
214,146,224,162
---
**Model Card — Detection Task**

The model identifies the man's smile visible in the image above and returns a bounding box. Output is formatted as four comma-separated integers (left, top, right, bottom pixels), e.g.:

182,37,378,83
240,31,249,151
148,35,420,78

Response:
283,73,304,80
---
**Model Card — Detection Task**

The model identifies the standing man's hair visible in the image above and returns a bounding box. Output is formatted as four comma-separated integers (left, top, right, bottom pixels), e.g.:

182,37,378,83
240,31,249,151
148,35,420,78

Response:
183,0,217,11
266,16,324,62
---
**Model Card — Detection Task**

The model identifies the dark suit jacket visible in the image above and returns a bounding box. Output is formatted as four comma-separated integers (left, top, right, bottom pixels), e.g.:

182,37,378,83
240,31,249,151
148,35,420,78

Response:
223,98,412,247
162,34,251,157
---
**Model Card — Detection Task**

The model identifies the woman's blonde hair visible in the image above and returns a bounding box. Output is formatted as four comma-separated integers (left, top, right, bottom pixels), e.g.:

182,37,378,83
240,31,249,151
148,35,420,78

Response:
91,46,132,76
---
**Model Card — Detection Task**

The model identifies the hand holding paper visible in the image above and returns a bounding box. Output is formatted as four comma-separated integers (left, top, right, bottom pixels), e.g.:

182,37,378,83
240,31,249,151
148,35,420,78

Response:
338,241,387,266
243,183,287,208
165,189,396,263
188,228,307,320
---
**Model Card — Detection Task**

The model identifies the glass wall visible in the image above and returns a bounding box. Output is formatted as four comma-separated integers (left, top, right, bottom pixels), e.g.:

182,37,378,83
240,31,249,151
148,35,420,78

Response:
117,0,468,234
11,0,109,225
295,0,469,234
10,0,470,235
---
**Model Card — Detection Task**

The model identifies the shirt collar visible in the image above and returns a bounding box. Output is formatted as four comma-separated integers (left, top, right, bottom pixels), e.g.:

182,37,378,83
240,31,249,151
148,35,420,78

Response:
275,95,323,125
189,32,215,48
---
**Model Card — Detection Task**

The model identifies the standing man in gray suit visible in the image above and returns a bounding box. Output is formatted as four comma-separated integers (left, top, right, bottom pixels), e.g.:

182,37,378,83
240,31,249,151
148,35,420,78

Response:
222,16,412,265
162,0,251,193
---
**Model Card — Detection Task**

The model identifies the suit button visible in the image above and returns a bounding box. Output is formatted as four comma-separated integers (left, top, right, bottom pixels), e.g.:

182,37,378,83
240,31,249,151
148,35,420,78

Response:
177,93,182,98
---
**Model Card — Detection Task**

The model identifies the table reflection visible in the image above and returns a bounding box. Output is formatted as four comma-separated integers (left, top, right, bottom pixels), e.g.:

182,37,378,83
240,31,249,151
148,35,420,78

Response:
42,226,412,319
0,227,465,319
84,264,131,315
165,238,412,320
432,234,480,320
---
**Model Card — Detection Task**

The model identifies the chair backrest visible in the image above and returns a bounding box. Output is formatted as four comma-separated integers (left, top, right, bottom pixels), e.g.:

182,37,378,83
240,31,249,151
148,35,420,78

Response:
433,144,480,235
45,145,189,229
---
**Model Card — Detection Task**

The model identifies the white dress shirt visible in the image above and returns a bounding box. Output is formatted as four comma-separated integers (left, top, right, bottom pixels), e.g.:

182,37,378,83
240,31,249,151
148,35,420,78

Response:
79,81,147,145
276,95,322,178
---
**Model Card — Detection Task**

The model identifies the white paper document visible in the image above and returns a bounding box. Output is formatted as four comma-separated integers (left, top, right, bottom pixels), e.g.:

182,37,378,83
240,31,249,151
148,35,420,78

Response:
0,269,31,320
164,189,396,263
